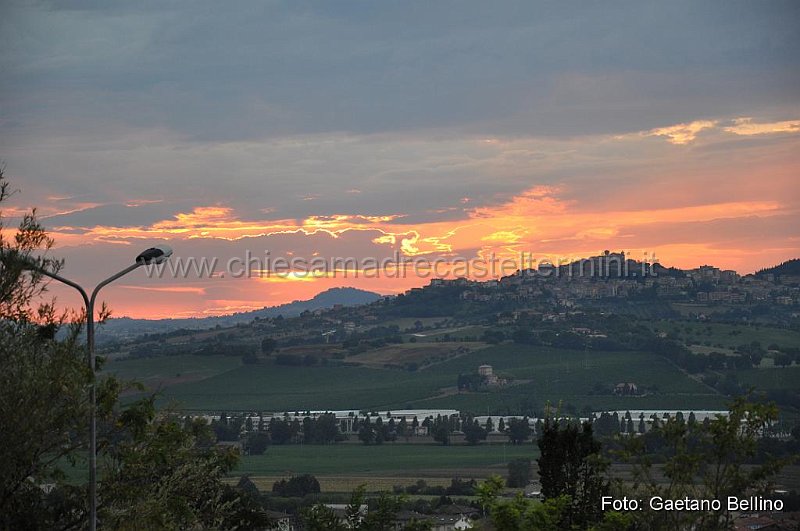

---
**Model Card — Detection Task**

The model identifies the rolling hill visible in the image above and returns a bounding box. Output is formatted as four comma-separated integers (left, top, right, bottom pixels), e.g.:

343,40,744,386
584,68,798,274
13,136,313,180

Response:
97,287,382,341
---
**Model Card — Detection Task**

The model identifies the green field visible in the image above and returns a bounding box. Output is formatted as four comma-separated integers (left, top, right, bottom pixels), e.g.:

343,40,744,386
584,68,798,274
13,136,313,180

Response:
236,442,537,477
408,325,488,342
413,346,727,412
241,476,459,495
378,317,448,331
650,321,800,350
104,354,243,392
107,344,729,413
58,442,539,488
737,366,800,390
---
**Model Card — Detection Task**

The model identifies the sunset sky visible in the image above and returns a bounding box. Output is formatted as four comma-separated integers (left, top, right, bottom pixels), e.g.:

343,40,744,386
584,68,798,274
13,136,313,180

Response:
1,1,799,318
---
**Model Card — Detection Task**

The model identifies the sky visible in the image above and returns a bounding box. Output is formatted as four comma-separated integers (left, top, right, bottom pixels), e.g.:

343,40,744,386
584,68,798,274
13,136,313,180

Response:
1,0,799,318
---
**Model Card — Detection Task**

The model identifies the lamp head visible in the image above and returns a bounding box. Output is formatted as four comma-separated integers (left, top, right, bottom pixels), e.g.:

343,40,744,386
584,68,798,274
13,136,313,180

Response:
135,245,173,265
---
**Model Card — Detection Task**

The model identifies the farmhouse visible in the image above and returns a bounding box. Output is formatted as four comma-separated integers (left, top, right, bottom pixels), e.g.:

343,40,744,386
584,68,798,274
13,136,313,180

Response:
477,364,508,387
478,364,498,386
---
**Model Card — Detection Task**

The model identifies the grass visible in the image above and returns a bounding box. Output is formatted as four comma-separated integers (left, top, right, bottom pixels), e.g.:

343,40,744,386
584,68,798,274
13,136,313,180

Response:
235,442,537,477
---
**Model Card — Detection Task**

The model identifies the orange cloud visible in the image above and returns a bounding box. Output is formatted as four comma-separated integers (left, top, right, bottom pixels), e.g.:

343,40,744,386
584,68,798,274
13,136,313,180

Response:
50,206,404,243
49,187,788,269
646,120,717,145
38,115,800,318
724,117,800,136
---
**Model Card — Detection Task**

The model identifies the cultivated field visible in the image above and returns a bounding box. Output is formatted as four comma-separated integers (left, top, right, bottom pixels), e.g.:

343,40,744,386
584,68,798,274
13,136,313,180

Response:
235,442,537,478
106,354,243,392
737,366,800,390
649,321,800,351
407,325,489,342
107,343,733,413
240,475,458,494
347,342,484,368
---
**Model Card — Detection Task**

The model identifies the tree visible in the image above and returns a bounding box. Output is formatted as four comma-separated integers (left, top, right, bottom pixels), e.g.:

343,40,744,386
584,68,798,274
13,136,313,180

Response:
536,418,609,529
237,475,259,499
358,423,377,445
373,417,388,444
311,413,341,444
246,431,269,455
0,320,94,529
404,518,433,531
345,484,367,529
446,478,477,496
476,475,504,517
593,412,618,437
489,493,571,531
212,417,241,441
0,171,268,529
323,484,397,531
463,419,487,445
432,416,452,445
0,167,63,321
507,458,532,488
621,396,789,530
99,405,269,529
507,418,531,445
272,474,321,497
303,504,347,531
480,478,631,531
497,417,506,433
397,417,409,440
362,491,402,531
269,417,296,444
260,336,277,356
0,169,92,528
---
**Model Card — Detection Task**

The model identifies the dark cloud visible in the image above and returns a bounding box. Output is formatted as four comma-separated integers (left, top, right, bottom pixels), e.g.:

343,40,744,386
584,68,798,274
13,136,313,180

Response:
42,200,189,228
3,1,799,140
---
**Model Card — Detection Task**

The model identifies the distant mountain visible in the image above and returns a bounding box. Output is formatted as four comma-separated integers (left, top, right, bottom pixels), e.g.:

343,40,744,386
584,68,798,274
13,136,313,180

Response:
248,287,383,319
96,287,382,341
756,259,800,278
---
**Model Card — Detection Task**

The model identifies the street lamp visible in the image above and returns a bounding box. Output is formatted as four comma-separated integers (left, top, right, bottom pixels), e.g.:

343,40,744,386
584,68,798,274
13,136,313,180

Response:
18,245,172,531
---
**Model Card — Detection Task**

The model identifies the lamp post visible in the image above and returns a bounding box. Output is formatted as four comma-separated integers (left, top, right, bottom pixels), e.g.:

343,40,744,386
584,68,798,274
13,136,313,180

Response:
22,245,173,531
